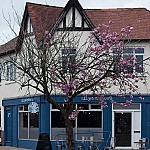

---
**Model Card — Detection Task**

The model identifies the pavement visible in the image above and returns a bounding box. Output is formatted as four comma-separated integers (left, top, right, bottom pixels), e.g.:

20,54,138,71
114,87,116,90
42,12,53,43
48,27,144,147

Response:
0,146,32,150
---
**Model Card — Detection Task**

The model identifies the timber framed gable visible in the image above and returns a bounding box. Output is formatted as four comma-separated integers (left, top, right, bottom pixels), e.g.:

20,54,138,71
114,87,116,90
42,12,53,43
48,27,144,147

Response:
53,0,94,32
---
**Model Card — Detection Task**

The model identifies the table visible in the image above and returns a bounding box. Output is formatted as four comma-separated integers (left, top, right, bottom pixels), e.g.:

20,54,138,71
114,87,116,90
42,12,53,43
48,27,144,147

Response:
134,139,147,149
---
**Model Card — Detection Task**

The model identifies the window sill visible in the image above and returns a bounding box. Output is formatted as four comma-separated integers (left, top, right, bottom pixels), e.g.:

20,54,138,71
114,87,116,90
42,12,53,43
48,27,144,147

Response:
5,81,16,85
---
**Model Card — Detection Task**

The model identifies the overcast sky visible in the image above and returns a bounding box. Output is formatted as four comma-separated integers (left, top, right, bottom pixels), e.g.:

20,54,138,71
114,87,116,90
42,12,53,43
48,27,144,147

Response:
0,0,150,45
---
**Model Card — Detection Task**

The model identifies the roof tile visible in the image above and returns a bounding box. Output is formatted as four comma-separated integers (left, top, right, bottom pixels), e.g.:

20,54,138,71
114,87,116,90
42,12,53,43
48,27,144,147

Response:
1,3,150,55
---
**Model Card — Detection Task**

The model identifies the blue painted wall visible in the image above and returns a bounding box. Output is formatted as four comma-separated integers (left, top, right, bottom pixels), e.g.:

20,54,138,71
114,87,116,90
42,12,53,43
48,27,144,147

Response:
2,94,150,149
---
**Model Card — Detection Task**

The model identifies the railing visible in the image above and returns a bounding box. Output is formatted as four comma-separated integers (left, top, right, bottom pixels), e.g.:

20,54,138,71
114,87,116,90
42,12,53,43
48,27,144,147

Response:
53,131,111,150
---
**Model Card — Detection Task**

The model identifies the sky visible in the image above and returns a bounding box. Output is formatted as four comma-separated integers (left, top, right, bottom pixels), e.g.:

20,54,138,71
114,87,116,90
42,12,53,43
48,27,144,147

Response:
0,0,150,45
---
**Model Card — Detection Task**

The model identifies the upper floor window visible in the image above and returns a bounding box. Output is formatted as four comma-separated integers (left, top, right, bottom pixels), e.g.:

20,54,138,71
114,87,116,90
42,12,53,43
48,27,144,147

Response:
6,57,16,81
61,48,76,73
114,47,144,74
28,51,36,75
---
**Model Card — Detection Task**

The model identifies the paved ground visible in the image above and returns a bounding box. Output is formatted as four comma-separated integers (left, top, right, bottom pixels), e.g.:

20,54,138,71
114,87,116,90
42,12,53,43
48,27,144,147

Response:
0,146,32,150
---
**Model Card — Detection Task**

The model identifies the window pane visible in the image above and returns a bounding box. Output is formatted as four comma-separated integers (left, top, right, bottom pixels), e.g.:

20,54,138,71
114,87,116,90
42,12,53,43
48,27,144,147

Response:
77,104,89,110
113,103,140,110
62,56,68,72
77,111,102,127
123,48,133,54
30,113,38,128
135,55,143,73
61,48,76,73
91,105,101,109
29,113,39,139
10,64,14,80
19,112,28,139
6,64,10,81
24,105,28,111
123,55,133,73
51,112,65,127
135,48,144,53
113,55,121,73
19,105,24,111
51,111,75,140
23,112,28,127
19,105,39,140
77,111,102,140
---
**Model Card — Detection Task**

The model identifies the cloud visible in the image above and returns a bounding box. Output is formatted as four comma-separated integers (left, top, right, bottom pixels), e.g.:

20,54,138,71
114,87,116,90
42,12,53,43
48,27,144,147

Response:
0,0,150,45
123,0,150,10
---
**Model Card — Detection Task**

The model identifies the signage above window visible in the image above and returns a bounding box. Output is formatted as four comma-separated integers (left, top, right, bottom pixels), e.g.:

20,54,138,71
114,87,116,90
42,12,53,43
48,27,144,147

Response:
28,102,39,113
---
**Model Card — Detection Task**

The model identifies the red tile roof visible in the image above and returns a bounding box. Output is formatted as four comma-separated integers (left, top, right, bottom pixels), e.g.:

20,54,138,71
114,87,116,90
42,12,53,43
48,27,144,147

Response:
26,2,150,40
85,8,150,39
1,2,150,55
27,2,63,41
0,37,17,55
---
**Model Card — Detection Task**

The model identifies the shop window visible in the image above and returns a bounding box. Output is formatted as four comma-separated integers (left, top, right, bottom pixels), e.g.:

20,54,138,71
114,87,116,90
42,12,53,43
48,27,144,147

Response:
51,104,102,140
51,112,65,128
51,108,75,140
77,111,102,128
77,104,102,140
18,104,39,139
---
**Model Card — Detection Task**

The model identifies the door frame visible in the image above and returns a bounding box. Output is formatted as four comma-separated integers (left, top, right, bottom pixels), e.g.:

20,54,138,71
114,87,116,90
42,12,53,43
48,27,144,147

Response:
112,104,141,149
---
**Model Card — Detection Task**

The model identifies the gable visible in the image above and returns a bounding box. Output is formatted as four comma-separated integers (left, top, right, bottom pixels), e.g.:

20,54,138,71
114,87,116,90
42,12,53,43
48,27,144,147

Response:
56,0,93,31
14,0,150,55
58,6,88,29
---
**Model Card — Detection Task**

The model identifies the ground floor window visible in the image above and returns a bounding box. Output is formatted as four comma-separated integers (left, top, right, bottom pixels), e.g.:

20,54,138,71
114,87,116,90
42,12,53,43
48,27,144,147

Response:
51,103,102,140
18,104,39,139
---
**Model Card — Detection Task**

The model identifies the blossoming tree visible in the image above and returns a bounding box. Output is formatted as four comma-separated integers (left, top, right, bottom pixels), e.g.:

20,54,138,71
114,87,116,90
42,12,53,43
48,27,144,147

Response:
4,22,147,149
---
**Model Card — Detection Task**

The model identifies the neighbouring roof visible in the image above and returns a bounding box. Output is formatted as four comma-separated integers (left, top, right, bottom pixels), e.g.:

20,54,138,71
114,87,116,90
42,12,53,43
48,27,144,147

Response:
1,1,150,55
0,37,17,56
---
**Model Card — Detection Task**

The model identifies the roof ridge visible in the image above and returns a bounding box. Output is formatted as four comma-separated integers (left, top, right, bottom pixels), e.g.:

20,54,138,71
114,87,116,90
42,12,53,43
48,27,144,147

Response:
84,8,148,11
26,2,63,9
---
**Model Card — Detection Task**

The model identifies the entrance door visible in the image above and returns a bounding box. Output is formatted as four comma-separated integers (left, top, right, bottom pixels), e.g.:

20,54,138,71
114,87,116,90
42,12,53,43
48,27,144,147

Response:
115,112,131,147
5,107,12,146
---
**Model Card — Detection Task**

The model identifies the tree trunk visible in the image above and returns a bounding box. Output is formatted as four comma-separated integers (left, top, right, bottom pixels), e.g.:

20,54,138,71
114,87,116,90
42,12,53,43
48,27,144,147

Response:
65,117,74,150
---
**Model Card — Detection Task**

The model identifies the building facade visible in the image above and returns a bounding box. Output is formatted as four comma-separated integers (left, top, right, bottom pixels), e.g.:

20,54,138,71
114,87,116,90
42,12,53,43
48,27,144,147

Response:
1,0,150,149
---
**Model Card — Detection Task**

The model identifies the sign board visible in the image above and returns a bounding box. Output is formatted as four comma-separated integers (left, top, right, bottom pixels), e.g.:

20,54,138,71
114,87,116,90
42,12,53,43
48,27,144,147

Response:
28,102,39,113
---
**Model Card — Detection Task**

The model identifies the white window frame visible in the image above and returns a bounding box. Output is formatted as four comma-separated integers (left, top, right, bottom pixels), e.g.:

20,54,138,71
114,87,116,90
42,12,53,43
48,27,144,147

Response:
50,103,103,141
18,104,39,140
6,57,16,81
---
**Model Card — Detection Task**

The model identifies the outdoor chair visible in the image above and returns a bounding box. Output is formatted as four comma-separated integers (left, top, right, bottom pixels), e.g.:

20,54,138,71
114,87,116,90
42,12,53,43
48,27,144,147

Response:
139,137,149,150
104,137,115,150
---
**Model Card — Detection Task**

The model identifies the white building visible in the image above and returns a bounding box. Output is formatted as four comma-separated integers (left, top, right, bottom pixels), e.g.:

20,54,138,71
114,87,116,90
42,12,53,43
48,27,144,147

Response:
0,0,150,149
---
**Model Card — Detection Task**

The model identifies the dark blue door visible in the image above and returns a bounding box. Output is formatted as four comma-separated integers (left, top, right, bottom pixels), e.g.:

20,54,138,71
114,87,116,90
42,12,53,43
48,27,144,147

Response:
5,107,12,146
